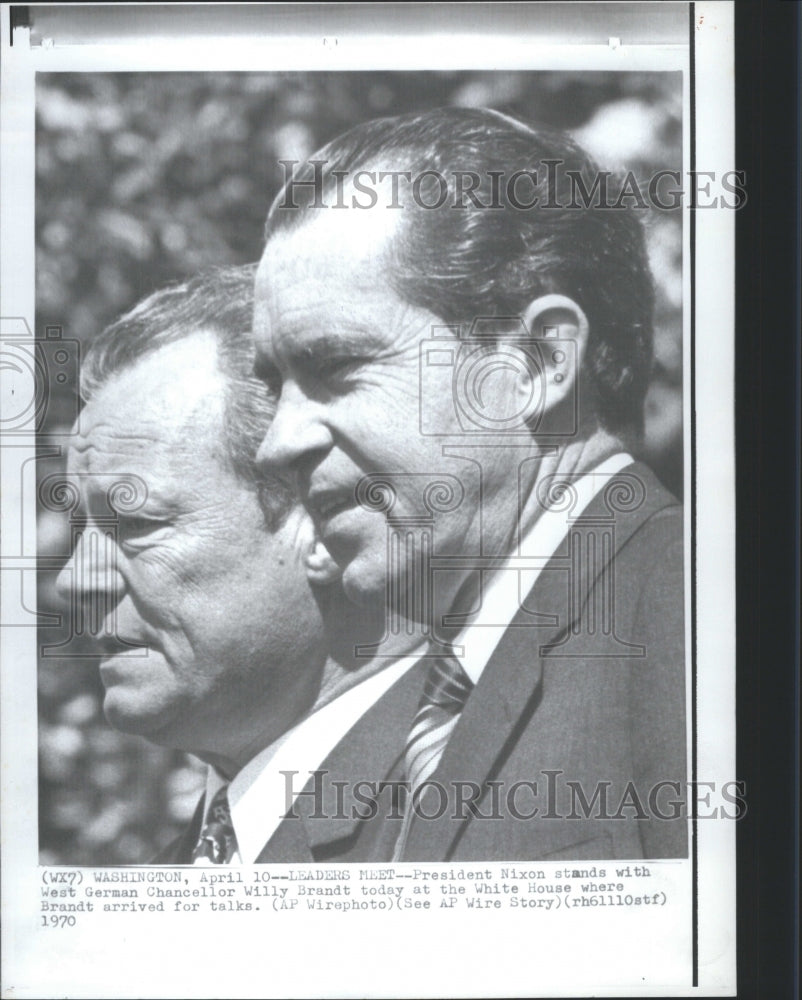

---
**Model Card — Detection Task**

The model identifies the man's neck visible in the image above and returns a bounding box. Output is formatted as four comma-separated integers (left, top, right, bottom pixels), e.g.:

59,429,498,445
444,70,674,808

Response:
308,582,425,711
441,429,629,623
516,428,628,542
192,587,427,776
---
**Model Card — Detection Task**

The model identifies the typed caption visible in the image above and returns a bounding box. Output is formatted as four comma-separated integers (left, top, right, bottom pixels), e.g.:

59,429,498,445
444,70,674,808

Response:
39,862,678,926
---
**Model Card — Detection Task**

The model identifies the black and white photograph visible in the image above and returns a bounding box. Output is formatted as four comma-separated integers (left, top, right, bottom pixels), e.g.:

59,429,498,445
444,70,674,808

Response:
36,66,687,868
1,3,749,997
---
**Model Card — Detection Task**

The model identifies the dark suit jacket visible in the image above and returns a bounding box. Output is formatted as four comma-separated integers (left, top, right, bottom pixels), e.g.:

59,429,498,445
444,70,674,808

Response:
155,463,687,864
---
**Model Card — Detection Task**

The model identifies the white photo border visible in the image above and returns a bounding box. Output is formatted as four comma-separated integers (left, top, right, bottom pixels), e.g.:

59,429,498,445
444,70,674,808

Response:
1,3,736,997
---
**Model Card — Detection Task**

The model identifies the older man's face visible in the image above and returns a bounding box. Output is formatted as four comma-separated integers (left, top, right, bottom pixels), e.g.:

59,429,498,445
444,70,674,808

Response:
57,331,325,763
253,209,519,609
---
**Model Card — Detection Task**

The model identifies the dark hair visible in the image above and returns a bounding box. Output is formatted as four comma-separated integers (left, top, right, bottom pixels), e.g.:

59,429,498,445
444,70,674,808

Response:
266,107,654,435
81,265,295,528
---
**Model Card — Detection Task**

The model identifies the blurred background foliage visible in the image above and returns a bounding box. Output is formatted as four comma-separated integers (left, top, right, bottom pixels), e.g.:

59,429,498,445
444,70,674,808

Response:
37,70,683,865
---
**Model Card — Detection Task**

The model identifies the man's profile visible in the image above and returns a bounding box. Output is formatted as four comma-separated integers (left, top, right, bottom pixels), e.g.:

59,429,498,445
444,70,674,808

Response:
253,107,688,861
55,267,341,862
57,266,429,864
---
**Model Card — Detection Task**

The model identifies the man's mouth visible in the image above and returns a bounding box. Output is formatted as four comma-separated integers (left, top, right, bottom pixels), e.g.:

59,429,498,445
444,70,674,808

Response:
98,637,160,684
96,634,150,658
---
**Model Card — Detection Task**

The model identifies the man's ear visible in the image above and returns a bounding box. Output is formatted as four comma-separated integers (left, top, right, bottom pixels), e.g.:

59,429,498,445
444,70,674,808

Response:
521,293,589,415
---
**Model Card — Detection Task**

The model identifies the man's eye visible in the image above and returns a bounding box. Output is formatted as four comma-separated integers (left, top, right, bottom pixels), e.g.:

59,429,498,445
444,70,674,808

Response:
314,357,361,383
117,517,165,540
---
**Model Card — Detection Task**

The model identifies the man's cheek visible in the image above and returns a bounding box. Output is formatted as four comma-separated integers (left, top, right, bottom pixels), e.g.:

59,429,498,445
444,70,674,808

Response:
124,551,198,625
136,541,210,590
335,520,389,603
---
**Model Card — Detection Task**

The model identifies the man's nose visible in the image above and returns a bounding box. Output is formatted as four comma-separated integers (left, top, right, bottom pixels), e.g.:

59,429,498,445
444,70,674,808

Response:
55,527,125,628
256,383,333,471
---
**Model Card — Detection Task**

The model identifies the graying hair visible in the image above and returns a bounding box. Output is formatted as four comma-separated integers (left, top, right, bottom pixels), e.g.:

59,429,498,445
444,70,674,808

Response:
81,265,295,529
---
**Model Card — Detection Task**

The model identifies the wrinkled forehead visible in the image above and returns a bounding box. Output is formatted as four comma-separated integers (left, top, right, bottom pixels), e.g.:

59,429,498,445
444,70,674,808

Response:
254,203,405,357
70,404,187,475
68,334,227,481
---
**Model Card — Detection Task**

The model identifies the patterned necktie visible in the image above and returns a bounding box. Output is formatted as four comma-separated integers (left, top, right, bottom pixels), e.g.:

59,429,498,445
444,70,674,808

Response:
192,785,237,864
393,654,474,860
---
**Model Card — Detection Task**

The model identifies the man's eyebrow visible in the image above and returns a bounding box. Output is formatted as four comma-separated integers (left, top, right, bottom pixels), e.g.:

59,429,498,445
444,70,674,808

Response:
283,331,386,362
79,490,173,521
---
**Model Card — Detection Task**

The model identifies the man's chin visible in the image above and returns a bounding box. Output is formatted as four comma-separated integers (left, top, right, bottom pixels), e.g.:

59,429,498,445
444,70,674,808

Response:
100,663,178,744
102,691,169,741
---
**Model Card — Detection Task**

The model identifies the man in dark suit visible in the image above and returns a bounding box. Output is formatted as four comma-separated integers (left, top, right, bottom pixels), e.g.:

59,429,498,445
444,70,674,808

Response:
250,107,687,862
58,267,423,864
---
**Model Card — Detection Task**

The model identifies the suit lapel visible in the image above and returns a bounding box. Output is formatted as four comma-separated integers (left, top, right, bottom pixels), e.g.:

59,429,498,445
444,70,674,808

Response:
255,657,428,861
255,809,317,862
402,573,561,861
403,462,678,860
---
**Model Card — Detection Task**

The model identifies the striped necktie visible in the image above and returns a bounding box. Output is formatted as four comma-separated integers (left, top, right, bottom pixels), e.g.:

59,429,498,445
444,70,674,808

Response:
192,785,237,864
393,654,474,860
